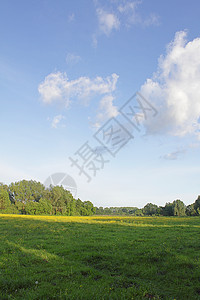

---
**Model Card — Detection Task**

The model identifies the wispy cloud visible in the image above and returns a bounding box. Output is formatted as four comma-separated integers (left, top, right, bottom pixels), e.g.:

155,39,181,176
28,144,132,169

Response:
66,53,81,65
143,13,160,27
141,31,200,139
118,1,159,27
161,149,185,160
118,1,141,25
92,34,98,48
96,8,120,36
51,114,65,129
68,13,75,23
93,1,159,44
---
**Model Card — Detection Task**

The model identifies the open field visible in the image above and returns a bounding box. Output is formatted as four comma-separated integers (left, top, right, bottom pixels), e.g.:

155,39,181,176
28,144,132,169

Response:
0,215,200,299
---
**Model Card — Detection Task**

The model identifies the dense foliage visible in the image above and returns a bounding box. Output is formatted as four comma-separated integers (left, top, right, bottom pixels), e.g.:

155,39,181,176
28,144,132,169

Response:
96,197,200,217
0,180,96,216
1,180,200,217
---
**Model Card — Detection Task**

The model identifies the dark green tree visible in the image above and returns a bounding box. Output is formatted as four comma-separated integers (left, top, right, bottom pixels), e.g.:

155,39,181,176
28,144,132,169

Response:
95,207,104,215
0,189,11,210
25,198,52,215
156,206,164,216
9,180,45,213
134,209,144,216
47,186,66,215
186,204,197,216
25,201,39,215
173,199,185,216
38,198,52,215
82,201,96,216
163,202,174,216
194,195,200,214
142,203,158,216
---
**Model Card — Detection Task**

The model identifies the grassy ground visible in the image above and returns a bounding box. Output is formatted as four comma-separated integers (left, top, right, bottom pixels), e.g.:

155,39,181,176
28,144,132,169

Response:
0,214,200,299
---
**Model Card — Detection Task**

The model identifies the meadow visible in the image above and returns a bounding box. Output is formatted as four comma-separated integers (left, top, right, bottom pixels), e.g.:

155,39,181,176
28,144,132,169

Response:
0,214,200,299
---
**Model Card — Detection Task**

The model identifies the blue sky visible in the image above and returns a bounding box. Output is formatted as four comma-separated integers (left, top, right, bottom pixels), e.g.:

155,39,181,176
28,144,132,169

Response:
1,0,200,208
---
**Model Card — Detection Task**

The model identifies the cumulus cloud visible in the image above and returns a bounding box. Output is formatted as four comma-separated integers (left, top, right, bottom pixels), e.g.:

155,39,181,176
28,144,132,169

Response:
66,53,81,64
51,115,65,129
38,72,118,107
96,94,119,125
96,8,120,36
140,31,200,138
39,72,119,125
38,72,71,108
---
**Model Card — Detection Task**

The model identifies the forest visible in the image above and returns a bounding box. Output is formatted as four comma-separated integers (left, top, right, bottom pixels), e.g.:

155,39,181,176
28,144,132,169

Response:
0,180,96,216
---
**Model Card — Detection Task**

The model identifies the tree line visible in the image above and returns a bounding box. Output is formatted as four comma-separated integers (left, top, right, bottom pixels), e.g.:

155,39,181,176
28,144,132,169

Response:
0,180,96,216
96,198,200,216
1,180,200,217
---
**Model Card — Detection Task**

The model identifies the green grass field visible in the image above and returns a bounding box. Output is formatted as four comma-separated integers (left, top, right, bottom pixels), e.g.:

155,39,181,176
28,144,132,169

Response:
0,214,200,299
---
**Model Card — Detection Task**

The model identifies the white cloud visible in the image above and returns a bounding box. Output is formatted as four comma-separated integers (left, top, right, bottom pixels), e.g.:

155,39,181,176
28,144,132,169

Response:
38,72,71,108
51,114,65,129
96,94,118,124
38,72,119,107
141,31,200,138
66,53,81,64
96,8,120,36
92,34,98,48
93,1,159,45
162,149,185,160
143,13,160,27
39,72,119,125
118,1,159,27
118,1,140,24
118,1,138,14
68,13,75,22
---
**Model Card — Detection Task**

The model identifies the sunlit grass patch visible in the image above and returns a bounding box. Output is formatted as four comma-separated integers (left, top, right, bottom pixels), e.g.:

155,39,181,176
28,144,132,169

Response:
0,214,200,299
1,213,200,228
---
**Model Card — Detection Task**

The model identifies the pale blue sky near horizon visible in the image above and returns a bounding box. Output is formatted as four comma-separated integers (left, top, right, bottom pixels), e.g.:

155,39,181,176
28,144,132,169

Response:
1,0,200,208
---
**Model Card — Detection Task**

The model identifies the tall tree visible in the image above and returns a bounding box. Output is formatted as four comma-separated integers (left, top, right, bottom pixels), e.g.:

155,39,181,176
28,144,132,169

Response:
194,195,200,214
9,180,46,213
163,203,174,216
173,199,186,216
142,203,158,216
186,204,197,216
0,189,11,210
48,186,66,215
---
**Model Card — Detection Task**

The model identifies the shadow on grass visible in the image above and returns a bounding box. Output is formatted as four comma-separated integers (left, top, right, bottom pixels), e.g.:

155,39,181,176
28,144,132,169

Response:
0,216,200,299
